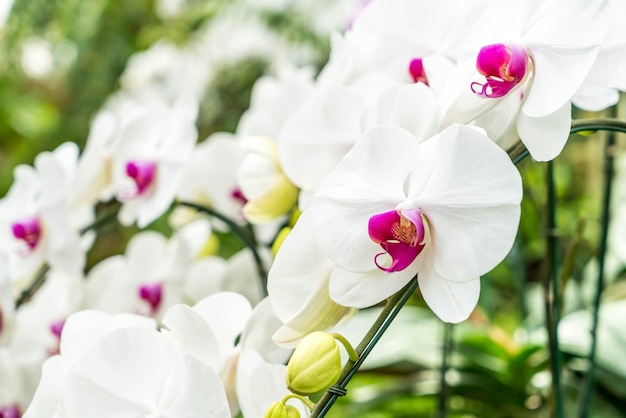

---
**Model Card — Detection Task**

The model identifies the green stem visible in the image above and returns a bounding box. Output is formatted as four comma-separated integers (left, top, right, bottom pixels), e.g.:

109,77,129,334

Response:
437,322,454,418
177,200,268,297
331,333,359,362
577,125,617,418
545,161,564,418
14,264,50,308
280,393,315,410
311,276,419,418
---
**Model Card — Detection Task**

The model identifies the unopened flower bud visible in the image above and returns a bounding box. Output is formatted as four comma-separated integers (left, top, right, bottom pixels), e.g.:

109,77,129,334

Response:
286,331,343,395
272,226,292,257
264,401,301,418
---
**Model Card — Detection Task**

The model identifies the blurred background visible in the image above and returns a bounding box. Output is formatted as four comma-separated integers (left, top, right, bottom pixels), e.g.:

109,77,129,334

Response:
1,1,625,417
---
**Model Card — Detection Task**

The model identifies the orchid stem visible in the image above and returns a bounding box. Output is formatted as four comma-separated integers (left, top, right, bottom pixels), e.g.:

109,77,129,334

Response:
311,276,419,418
437,322,454,418
14,264,50,308
177,200,268,296
577,124,617,418
331,333,359,362
545,160,564,418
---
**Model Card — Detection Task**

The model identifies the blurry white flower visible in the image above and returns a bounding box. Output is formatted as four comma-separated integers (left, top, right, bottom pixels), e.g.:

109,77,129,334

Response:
24,309,230,418
83,226,206,318
0,143,90,287
71,94,198,227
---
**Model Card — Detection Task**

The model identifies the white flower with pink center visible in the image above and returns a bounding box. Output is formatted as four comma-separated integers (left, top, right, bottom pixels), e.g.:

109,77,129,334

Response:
327,0,608,161
440,0,608,161
0,143,89,286
70,93,198,228
308,124,522,323
23,308,230,418
111,95,198,227
82,226,207,318
174,132,248,226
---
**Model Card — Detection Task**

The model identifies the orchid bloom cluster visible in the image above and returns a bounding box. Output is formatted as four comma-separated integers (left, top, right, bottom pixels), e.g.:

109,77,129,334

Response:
0,0,625,416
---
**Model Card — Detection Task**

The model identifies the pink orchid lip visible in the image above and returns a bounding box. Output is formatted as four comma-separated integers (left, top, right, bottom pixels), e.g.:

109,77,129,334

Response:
471,43,529,98
47,319,66,356
408,58,429,85
368,209,427,273
124,160,157,197
11,216,42,252
138,282,163,314
49,319,66,340
230,187,248,205
0,404,21,418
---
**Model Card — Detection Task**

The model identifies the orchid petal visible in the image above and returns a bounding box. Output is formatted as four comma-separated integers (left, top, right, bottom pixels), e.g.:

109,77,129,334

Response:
328,263,417,309
65,327,179,417
418,249,481,323
237,349,303,418
375,83,439,141
193,292,252,363
278,85,367,191
517,100,571,162
268,211,352,345
573,82,620,112
312,126,419,272
22,355,66,418
521,0,607,117
161,304,220,371
410,124,522,281
239,298,292,363
165,356,231,418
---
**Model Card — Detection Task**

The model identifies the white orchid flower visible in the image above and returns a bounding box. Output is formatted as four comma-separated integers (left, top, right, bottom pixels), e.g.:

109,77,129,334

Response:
0,143,89,286
310,124,522,323
83,230,194,318
24,309,230,418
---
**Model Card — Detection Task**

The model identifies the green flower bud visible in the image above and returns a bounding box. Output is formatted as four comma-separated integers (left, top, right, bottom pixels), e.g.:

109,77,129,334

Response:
264,401,300,418
286,331,342,395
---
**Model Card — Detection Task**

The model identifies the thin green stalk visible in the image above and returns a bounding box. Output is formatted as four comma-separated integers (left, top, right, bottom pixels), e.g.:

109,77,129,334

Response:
577,128,617,418
15,264,50,308
545,161,564,418
79,209,119,234
437,322,454,418
177,200,268,296
311,276,419,418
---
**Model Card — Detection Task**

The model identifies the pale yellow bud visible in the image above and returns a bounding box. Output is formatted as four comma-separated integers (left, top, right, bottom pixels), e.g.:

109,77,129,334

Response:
272,226,292,257
238,136,299,224
286,331,342,396
264,401,301,418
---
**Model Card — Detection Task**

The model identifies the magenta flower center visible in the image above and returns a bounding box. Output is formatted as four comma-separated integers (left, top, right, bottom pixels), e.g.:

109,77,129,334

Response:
11,216,42,251
0,404,21,418
47,319,66,356
138,282,163,314
125,160,157,197
230,187,248,205
49,319,66,340
471,43,529,98
408,58,428,85
368,209,427,273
